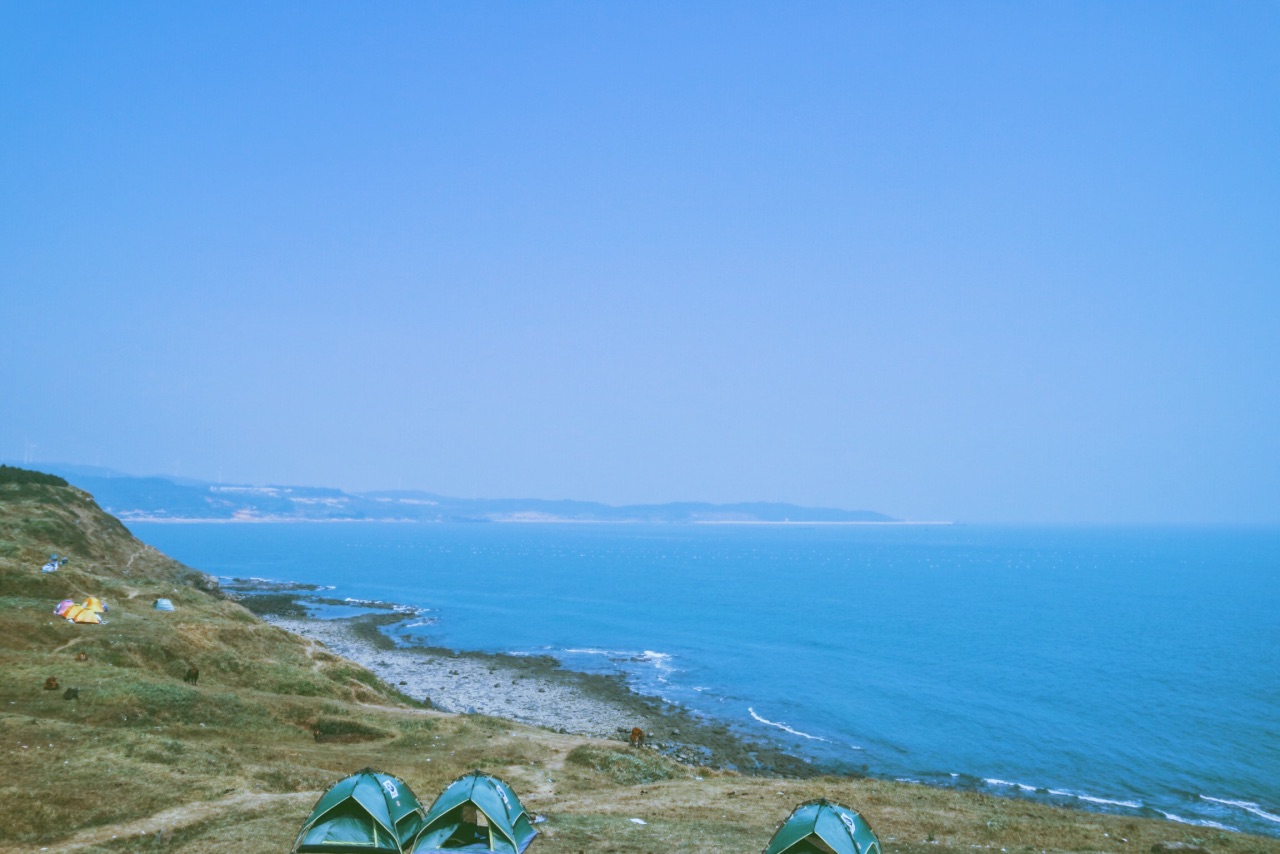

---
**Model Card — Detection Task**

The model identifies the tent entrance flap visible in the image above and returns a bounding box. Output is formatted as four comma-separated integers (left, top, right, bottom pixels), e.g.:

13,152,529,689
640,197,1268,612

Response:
777,840,841,854
299,815,399,852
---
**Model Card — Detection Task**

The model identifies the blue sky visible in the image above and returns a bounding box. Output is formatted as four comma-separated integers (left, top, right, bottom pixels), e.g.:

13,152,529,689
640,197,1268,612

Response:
2,2,1277,522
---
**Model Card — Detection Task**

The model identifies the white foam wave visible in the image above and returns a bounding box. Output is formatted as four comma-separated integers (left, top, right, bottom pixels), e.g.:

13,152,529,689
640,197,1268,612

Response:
1076,794,1143,809
1156,811,1236,831
640,650,674,670
1201,796,1280,824
559,648,677,682
985,778,1038,793
748,707,828,742
987,781,1142,810
560,648,675,671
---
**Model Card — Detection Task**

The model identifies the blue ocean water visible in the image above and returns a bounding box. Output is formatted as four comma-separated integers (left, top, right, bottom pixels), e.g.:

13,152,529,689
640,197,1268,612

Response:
132,522,1280,837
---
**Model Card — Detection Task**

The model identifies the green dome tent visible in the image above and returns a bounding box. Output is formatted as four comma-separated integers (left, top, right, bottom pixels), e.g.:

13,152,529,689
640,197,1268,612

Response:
292,769,426,853
410,771,538,853
763,799,880,854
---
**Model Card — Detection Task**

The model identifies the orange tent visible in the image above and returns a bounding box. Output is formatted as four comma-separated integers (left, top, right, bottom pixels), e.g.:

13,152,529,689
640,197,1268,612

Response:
84,597,106,613
71,608,101,624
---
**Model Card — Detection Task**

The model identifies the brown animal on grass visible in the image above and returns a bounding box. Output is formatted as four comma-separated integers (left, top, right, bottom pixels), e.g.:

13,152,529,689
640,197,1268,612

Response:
183,665,199,685
629,726,645,748
63,687,79,701
43,676,59,691
74,651,88,662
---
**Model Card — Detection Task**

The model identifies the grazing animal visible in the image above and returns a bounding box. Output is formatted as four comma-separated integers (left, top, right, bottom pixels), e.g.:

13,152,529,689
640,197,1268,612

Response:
183,665,199,685
74,651,88,662
629,727,645,748
63,687,79,701
43,676,60,691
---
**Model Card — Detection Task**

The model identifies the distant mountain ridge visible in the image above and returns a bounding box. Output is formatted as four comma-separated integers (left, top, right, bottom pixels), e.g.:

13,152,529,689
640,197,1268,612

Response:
14,463,896,524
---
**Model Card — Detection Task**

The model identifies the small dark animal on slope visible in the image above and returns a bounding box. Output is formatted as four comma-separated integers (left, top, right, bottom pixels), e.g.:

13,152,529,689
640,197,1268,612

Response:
629,727,645,748
183,665,199,685
74,651,88,662
44,676,59,691
63,687,79,701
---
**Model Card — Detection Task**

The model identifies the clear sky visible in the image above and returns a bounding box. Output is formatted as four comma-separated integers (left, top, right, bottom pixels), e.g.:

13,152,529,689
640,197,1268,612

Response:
2,2,1277,523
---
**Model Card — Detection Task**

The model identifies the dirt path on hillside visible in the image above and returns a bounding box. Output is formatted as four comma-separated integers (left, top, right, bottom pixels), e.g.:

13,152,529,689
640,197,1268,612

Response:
51,635,89,653
0,790,320,853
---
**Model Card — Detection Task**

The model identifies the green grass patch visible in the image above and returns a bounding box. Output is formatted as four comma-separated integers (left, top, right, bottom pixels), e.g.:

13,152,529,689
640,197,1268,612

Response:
566,745,689,785
311,716,392,743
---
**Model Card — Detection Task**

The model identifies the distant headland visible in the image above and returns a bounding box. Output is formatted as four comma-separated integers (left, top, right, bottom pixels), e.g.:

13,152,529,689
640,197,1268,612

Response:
14,463,946,525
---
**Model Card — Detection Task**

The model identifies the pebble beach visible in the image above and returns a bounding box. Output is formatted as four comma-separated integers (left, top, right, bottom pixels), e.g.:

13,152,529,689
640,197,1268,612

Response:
255,610,820,778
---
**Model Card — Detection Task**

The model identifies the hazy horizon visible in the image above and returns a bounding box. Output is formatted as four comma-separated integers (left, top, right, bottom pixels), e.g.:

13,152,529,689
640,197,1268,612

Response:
3,3,1277,524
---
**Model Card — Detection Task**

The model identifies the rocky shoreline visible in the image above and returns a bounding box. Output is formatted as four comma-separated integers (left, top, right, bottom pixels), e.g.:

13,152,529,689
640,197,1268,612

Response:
240,590,822,777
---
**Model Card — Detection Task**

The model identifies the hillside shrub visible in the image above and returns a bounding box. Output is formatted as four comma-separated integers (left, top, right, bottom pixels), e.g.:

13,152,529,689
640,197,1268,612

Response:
0,466,69,487
566,745,687,785
312,716,391,743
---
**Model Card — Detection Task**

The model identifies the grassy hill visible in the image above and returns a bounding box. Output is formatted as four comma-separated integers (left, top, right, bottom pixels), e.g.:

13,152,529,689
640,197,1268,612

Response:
0,466,1274,853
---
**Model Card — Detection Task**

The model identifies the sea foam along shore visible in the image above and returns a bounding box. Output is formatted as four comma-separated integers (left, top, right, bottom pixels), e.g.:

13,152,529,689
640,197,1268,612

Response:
255,609,820,778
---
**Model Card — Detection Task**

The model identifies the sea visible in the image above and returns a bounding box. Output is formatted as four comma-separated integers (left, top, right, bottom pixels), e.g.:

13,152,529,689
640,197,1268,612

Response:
131,521,1280,838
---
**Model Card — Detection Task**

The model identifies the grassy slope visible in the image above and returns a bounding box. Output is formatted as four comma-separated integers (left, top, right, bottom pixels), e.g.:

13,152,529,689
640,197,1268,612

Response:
0,474,1275,854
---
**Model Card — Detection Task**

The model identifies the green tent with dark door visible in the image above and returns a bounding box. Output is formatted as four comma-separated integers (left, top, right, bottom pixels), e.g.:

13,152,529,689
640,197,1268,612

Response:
763,799,880,854
292,769,426,853
410,771,538,853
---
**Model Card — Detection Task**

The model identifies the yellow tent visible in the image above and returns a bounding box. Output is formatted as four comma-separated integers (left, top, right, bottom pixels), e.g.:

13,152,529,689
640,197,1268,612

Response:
71,608,101,624
84,597,106,613
63,604,85,621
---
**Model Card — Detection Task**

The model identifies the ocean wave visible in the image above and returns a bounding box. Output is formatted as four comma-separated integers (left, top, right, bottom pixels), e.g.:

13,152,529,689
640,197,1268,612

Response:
748,707,828,742
1155,811,1236,832
984,780,1142,810
559,647,678,679
401,619,437,629
985,778,1039,793
1201,796,1280,825
641,650,674,669
1074,794,1143,809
